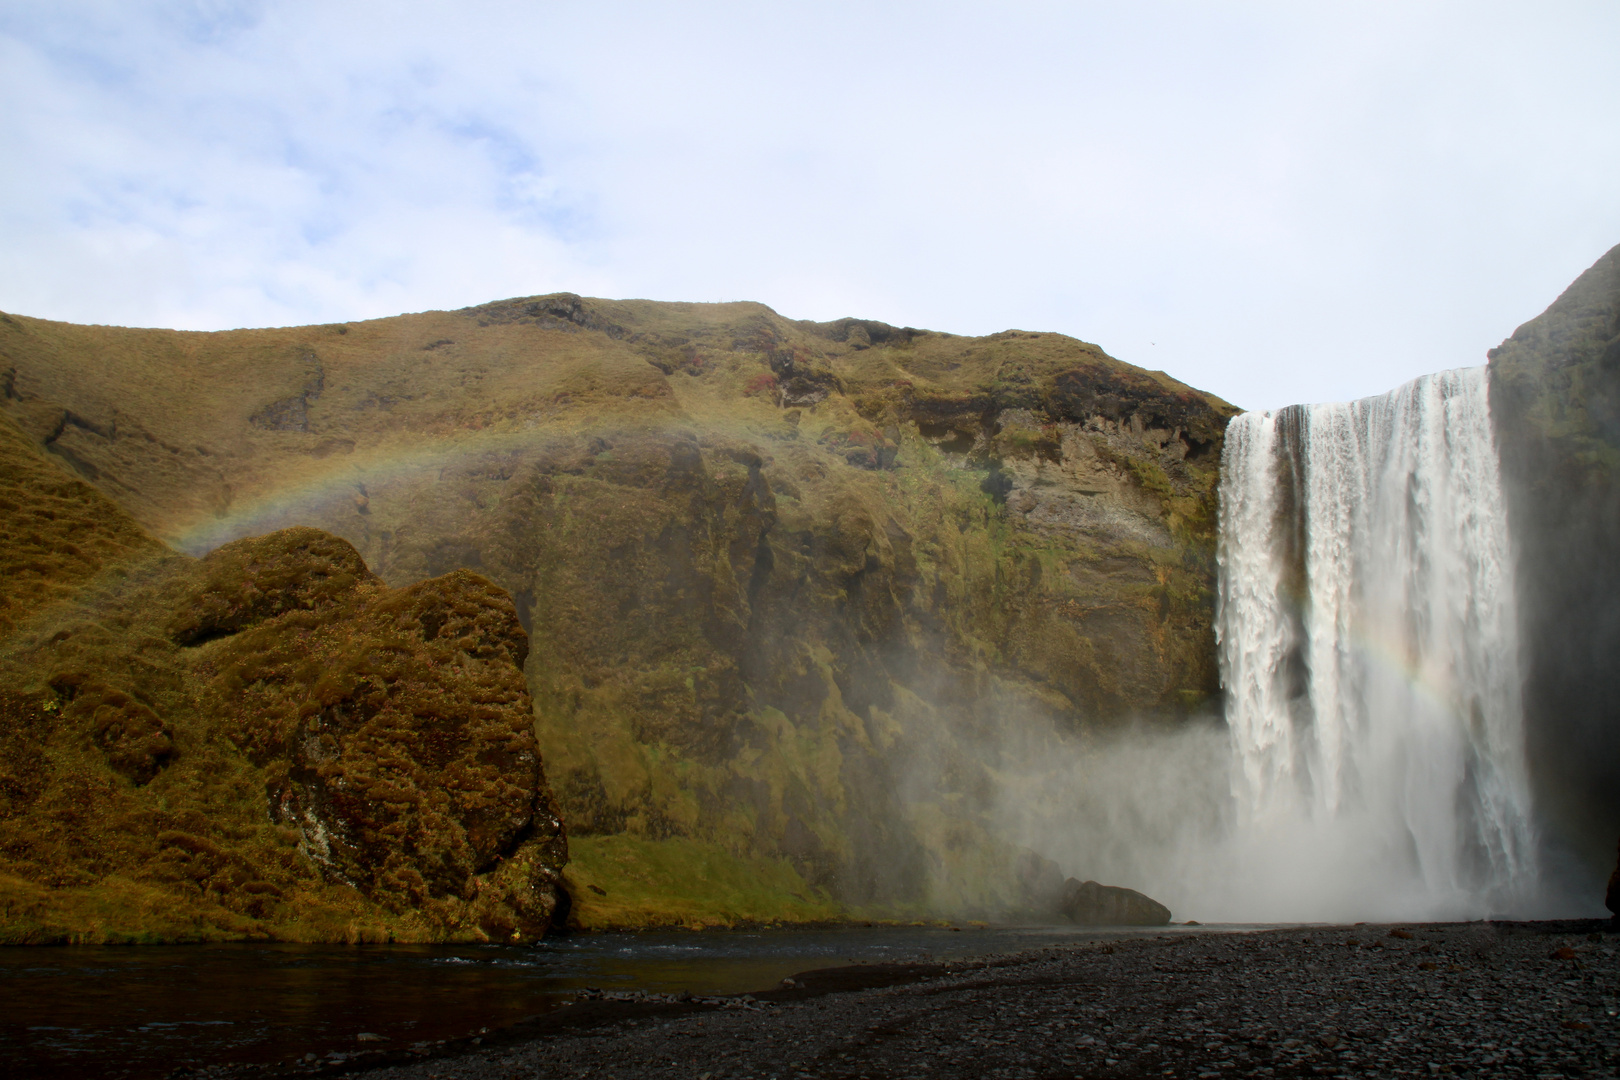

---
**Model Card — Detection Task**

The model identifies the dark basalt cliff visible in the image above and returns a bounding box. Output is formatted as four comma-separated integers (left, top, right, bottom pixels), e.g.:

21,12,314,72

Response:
0,413,566,942
1488,243,1620,905
0,300,1236,927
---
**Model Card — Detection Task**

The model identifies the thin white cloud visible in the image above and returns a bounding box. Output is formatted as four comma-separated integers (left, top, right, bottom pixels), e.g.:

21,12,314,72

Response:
1,0,1617,408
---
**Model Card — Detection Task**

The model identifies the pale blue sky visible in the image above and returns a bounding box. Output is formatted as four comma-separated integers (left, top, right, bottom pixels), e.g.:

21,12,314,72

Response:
2,1,1617,410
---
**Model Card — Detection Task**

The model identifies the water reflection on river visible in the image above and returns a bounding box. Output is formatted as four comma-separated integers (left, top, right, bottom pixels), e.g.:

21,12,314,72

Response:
1,923,1236,1078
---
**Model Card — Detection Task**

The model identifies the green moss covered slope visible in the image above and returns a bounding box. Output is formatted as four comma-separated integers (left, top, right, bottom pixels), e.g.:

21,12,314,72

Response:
1,298,1237,928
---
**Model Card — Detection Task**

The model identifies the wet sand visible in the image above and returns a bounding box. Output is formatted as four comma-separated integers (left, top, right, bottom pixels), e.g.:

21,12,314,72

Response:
201,920,1618,1079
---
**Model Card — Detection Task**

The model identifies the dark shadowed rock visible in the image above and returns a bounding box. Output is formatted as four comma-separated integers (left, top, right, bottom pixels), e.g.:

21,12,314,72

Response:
1607,838,1619,917
1488,242,1620,901
1059,877,1171,925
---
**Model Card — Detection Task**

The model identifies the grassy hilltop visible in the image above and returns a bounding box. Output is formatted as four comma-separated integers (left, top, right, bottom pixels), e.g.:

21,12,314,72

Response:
0,297,1237,933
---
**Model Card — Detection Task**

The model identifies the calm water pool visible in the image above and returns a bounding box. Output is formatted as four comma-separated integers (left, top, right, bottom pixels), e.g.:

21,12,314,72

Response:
0,923,1244,1078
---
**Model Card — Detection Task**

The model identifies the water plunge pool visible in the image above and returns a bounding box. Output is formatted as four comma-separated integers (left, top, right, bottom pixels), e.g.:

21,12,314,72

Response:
1,923,1243,1078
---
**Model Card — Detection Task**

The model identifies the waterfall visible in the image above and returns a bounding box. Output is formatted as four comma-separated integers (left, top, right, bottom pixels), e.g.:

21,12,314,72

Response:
1216,366,1535,920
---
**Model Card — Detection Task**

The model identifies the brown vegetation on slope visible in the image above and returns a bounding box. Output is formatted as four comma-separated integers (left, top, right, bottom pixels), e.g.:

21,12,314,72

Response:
0,297,1236,926
0,404,162,638
0,413,566,942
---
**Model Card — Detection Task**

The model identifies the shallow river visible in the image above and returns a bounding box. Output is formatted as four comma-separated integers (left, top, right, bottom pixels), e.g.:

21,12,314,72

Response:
0,923,1250,1078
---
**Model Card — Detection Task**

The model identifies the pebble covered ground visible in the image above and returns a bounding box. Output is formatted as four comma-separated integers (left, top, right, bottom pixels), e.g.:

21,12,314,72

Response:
214,920,1619,1080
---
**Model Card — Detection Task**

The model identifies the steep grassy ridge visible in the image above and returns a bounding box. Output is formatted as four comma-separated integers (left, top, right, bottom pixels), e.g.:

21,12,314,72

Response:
1,298,1237,927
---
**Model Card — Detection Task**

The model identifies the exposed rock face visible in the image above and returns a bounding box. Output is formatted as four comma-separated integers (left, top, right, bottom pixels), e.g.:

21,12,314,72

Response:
0,297,1236,923
0,414,566,942
1607,839,1619,917
1058,878,1171,926
1487,243,1620,904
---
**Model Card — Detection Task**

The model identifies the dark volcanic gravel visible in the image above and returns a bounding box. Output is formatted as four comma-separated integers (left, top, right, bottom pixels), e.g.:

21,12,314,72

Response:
234,921,1619,1080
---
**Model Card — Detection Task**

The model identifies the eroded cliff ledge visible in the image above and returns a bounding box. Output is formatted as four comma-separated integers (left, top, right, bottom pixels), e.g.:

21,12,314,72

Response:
0,299,1236,927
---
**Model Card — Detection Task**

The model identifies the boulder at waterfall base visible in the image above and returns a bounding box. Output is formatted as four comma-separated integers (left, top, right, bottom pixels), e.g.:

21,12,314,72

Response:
1057,878,1172,925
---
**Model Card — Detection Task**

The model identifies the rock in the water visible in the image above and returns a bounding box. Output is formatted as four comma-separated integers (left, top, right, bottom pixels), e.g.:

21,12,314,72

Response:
1058,877,1171,925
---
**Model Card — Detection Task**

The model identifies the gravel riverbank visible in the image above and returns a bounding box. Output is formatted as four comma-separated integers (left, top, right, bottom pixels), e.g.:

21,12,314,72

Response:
209,920,1618,1080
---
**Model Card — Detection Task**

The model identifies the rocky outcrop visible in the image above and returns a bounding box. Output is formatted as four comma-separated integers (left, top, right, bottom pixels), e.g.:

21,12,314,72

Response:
0,413,567,942
1012,852,1171,925
182,529,568,939
1607,838,1619,917
1058,878,1172,926
0,297,1236,925
1488,243,1620,904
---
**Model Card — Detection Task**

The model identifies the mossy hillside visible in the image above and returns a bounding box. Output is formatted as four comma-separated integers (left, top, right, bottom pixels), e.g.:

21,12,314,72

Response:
0,415,567,943
496,418,1218,917
1,297,1237,924
562,835,841,930
0,409,163,640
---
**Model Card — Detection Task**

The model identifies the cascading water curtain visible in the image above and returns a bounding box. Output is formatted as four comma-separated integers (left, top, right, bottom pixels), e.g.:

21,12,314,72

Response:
1216,366,1535,920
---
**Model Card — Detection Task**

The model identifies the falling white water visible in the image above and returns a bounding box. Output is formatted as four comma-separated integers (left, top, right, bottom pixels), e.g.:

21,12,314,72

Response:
1214,366,1535,921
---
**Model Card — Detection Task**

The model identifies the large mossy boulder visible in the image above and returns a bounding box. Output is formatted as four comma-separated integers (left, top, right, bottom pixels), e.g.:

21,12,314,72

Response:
0,415,567,942
183,529,567,938
1488,243,1620,906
